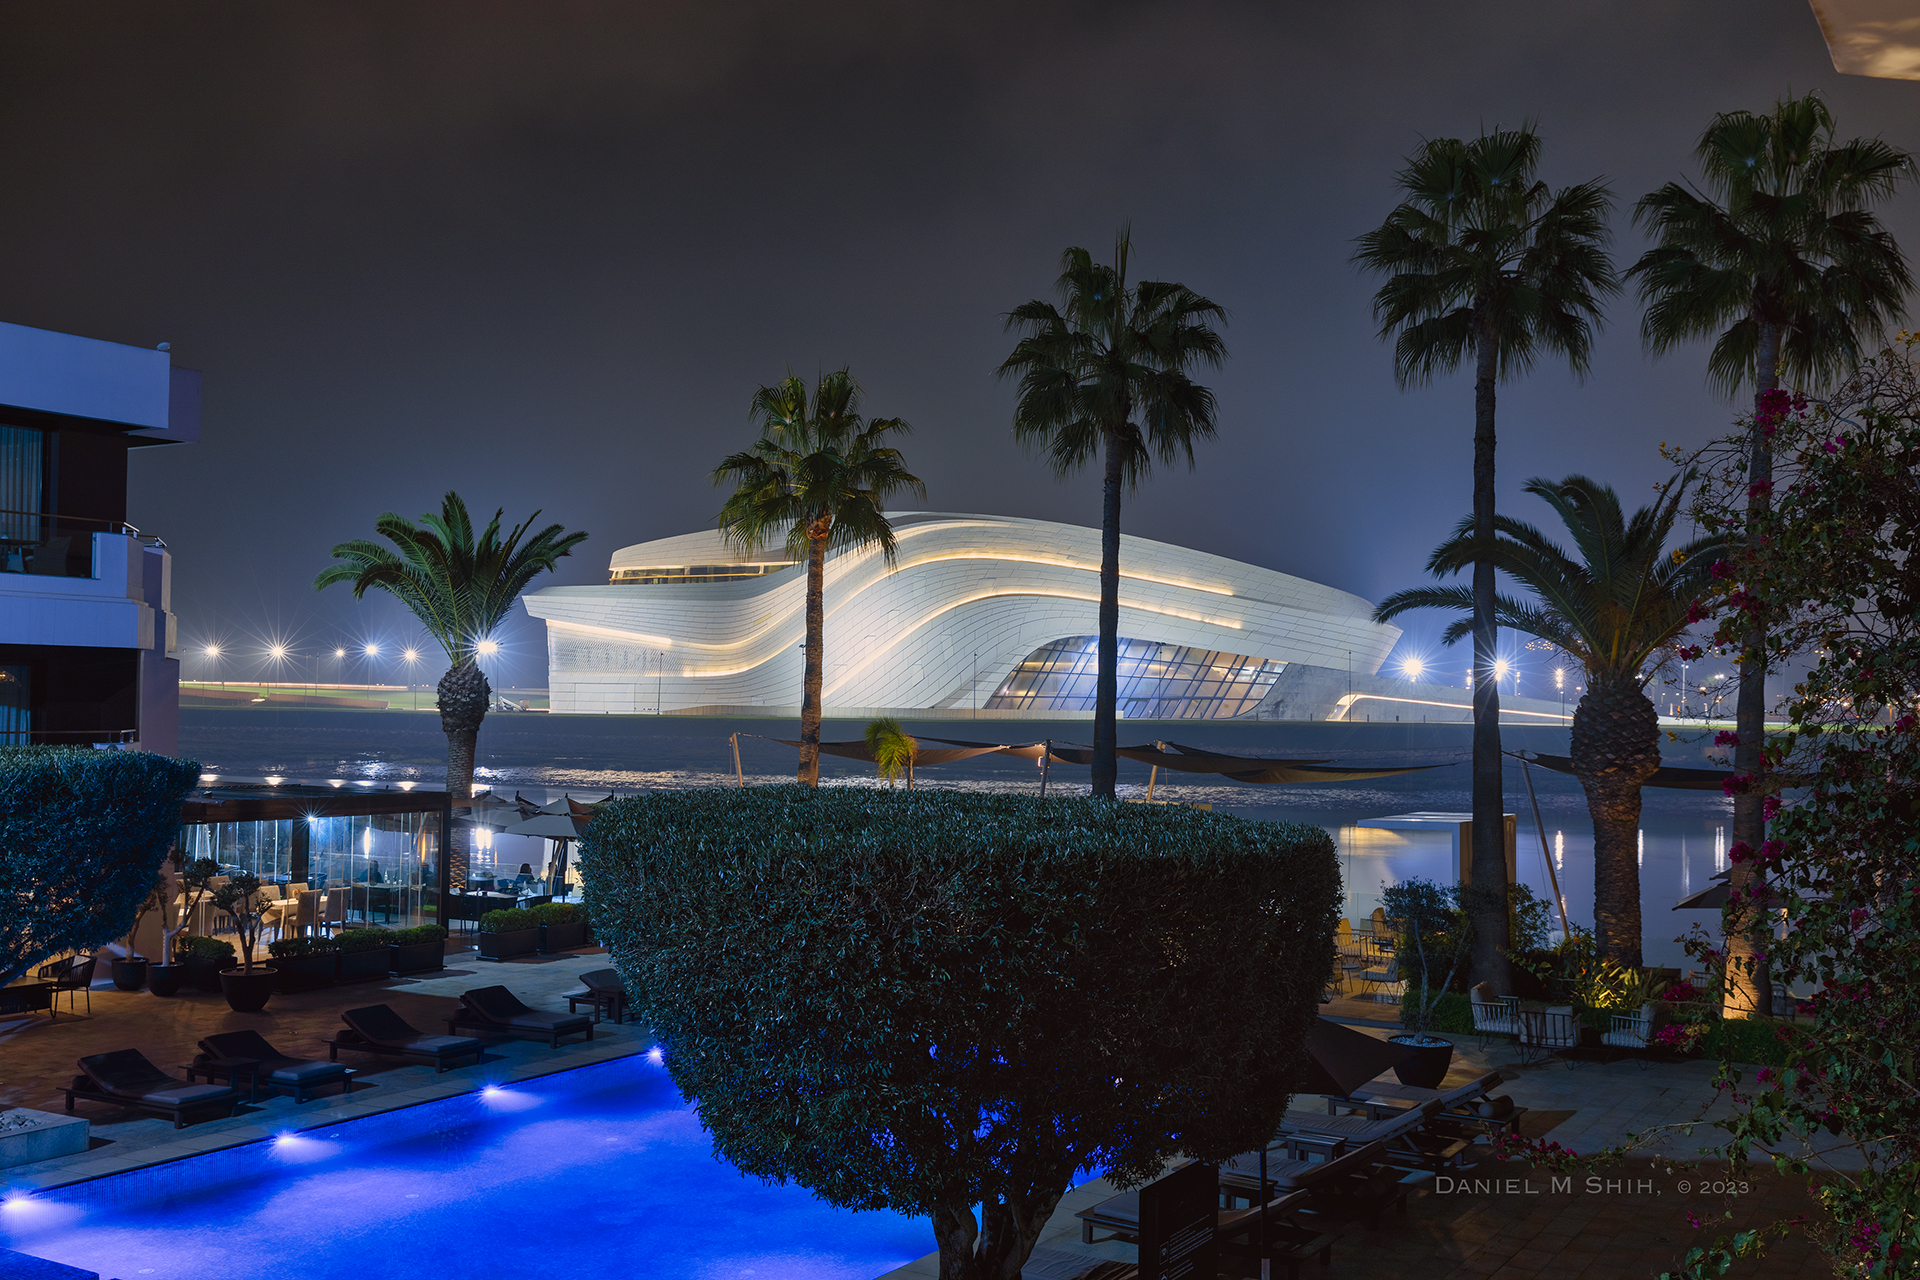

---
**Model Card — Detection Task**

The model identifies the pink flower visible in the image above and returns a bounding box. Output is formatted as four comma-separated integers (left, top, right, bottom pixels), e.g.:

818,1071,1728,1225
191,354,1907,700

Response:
1717,731,1741,747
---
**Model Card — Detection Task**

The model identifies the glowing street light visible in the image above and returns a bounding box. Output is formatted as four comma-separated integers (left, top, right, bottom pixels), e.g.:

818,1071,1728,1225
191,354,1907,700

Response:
475,639,500,657
403,647,421,709
268,644,288,661
1400,657,1425,681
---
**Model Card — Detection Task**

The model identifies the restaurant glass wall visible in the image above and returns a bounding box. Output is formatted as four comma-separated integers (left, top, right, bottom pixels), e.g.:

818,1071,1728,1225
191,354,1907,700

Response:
179,810,443,930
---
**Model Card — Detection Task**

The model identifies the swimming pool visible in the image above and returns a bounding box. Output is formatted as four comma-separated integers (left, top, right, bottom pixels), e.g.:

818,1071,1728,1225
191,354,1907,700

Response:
0,1055,930,1280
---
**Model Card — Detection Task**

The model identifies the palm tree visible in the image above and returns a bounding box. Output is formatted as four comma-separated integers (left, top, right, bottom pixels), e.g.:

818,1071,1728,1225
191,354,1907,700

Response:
714,369,923,786
865,717,917,789
1376,474,1732,968
1354,125,1618,993
316,491,587,815
1629,92,1914,1016
998,229,1227,798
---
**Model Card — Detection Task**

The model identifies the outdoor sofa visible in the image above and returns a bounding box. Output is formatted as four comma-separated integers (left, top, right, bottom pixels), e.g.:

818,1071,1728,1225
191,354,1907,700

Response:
63,1049,241,1129
450,985,594,1048
194,1030,358,1103
329,1005,487,1072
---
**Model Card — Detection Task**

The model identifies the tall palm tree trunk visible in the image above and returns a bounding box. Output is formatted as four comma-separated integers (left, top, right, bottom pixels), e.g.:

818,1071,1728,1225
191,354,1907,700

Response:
438,660,490,889
1092,428,1125,800
1726,321,1780,1018
799,518,829,786
1468,327,1512,992
1572,675,1660,967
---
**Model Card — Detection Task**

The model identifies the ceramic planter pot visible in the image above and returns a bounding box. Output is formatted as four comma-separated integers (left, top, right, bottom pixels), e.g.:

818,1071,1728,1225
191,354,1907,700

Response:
146,964,185,998
110,957,149,992
478,927,539,961
183,957,227,992
271,952,339,992
337,949,392,982
219,967,278,1013
537,920,589,954
389,940,444,975
1388,1034,1454,1088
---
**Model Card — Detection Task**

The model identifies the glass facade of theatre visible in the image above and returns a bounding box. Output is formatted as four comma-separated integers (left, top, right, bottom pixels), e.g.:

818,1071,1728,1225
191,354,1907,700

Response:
986,636,1284,719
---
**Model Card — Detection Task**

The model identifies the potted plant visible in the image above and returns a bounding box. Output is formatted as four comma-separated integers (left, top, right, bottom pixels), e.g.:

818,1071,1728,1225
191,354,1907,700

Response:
477,907,540,961
387,925,448,975
1380,876,1469,1088
210,872,277,1012
111,876,166,990
335,928,393,981
176,935,236,991
533,902,589,953
266,935,340,991
150,855,220,998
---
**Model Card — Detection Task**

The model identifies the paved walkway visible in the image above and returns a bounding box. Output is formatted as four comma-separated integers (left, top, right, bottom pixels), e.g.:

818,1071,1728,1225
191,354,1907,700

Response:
0,942,646,1192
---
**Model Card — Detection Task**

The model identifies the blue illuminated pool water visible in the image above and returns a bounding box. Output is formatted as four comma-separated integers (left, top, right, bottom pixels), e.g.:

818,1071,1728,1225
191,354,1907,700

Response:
0,1056,929,1280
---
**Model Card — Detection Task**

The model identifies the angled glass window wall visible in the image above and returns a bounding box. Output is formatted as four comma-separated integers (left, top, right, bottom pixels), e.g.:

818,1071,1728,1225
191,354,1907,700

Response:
985,635,1284,719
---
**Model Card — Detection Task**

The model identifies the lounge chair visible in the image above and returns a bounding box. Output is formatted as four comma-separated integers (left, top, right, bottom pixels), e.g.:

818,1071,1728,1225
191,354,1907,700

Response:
37,954,96,1020
1469,983,1520,1044
451,985,594,1048
566,968,629,1024
1217,1139,1414,1230
1280,1098,1469,1171
63,1049,240,1129
1019,1248,1136,1279
195,1030,357,1103
329,1005,487,1072
1327,1070,1526,1140
1357,956,1400,1001
1599,1002,1672,1069
1518,1005,1582,1068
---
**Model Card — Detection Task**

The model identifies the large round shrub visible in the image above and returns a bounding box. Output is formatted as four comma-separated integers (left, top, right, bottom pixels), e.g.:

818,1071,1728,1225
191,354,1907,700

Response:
0,747,201,985
583,786,1339,1279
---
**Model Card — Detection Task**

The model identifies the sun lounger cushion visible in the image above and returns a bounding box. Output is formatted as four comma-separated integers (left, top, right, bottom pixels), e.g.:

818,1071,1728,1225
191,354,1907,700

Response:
461,986,592,1033
77,1051,231,1106
199,1030,350,1088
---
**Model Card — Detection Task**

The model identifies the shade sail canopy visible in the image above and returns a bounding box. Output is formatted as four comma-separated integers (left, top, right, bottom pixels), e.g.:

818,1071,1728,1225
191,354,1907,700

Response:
765,737,1033,766
1520,752,1733,792
502,813,591,841
1297,1018,1411,1097
753,735,1435,783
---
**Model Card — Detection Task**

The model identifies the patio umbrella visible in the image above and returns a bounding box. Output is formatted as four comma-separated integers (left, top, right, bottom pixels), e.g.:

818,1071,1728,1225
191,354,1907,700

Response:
502,813,591,897
454,792,524,828
1295,1017,1412,1098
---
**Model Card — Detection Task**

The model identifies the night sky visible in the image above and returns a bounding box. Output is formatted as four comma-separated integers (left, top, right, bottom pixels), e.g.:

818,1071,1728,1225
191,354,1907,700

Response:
2,2,1914,695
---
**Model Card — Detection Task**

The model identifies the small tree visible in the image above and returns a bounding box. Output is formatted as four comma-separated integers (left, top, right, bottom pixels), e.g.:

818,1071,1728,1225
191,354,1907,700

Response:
126,874,167,960
0,748,201,985
864,717,917,789
1381,877,1470,1041
583,787,1340,1280
209,872,273,974
160,855,220,965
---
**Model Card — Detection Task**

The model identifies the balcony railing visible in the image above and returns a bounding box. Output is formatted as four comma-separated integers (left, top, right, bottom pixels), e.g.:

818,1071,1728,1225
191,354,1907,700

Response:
0,511,126,579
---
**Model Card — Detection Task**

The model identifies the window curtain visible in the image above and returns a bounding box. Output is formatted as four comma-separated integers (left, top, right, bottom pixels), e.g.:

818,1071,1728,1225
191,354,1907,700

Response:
0,426,45,543
0,664,29,744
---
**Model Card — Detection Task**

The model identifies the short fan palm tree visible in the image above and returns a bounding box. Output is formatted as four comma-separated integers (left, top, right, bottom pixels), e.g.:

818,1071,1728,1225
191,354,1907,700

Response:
998,229,1227,799
865,717,917,789
1354,125,1617,992
1375,475,1732,969
715,369,923,786
315,492,587,810
1629,92,1913,1013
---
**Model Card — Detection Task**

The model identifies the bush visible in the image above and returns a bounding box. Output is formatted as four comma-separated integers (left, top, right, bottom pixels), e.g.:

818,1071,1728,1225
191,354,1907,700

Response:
335,929,391,953
529,902,577,926
176,935,236,967
479,908,537,933
387,925,447,947
583,786,1340,1280
1700,1016,1794,1068
0,747,202,984
267,936,336,959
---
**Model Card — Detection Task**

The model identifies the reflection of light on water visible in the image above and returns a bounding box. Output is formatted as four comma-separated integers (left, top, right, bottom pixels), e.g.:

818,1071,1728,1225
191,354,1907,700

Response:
479,1086,541,1113
1638,829,1644,867
1682,837,1690,894
1554,830,1564,872
1715,824,1727,872
268,1133,342,1164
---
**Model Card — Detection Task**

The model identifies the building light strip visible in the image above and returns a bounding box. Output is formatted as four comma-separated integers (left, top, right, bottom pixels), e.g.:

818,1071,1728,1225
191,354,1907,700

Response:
1330,693,1571,722
544,620,674,648
881,552,1234,596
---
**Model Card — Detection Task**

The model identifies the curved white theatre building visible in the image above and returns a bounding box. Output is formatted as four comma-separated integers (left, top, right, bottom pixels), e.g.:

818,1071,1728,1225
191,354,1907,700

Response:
523,511,1563,722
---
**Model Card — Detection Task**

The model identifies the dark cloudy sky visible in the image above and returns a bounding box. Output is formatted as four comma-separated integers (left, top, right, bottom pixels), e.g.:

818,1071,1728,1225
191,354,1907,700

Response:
2,1,1914,693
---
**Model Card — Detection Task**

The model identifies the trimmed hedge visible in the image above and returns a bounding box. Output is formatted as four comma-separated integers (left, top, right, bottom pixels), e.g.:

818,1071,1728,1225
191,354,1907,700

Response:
388,925,448,947
582,786,1339,1280
529,902,578,926
0,747,201,985
268,936,334,959
335,928,391,953
176,934,236,966
480,908,537,933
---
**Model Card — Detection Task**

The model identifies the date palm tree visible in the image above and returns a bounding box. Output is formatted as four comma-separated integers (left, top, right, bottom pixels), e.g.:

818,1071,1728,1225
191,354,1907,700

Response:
715,369,923,786
1376,474,1732,968
998,229,1227,798
316,492,587,812
1354,125,1617,993
1629,92,1914,1015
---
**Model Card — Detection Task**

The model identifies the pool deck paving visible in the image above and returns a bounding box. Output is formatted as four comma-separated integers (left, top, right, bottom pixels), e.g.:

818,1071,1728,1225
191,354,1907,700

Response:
876,996,1837,1280
0,942,647,1193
